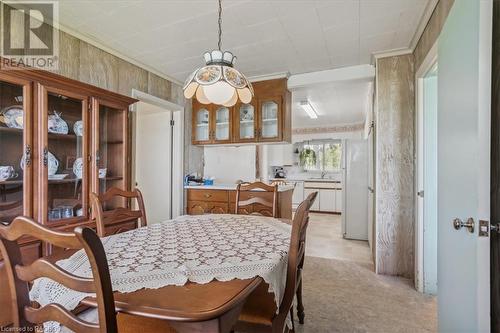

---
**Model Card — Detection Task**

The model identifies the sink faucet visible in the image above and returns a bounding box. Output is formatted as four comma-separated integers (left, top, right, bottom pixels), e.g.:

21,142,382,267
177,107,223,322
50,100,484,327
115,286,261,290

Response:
321,171,327,179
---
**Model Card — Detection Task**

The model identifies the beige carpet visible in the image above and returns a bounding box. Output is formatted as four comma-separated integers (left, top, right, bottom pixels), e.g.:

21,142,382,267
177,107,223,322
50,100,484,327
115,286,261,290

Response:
294,256,437,333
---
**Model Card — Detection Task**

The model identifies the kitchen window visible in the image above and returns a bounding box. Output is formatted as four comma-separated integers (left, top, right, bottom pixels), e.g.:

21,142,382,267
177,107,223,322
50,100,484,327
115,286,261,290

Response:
299,140,342,172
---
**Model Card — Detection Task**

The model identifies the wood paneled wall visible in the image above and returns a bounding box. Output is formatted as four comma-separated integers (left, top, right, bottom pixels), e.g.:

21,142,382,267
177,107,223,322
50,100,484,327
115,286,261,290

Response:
414,0,455,71
373,0,455,279
375,54,415,278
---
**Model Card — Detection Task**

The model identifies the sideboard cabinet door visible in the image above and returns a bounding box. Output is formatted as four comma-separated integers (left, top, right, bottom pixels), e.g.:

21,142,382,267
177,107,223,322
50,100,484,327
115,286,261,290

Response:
91,98,129,211
36,83,90,226
0,74,33,223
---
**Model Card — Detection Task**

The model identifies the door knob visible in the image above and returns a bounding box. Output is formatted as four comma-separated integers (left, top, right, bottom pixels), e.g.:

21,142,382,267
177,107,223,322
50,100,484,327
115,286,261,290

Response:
453,217,475,233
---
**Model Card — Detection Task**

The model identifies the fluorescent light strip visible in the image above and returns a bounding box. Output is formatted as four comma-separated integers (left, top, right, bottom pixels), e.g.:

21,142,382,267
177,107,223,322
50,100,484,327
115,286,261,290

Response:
300,101,318,119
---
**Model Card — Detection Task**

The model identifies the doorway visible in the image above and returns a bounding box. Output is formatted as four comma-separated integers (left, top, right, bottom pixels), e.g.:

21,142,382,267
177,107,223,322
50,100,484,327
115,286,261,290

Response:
131,90,184,223
415,44,438,295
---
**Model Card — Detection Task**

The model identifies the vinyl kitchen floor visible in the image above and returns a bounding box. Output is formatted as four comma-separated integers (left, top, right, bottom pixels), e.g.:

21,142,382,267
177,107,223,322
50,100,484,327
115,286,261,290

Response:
292,213,437,333
305,213,373,265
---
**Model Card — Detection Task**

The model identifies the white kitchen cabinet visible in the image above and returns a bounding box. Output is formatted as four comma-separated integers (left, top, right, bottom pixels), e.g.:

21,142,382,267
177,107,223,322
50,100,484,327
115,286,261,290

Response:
319,189,336,212
304,188,320,210
335,189,342,213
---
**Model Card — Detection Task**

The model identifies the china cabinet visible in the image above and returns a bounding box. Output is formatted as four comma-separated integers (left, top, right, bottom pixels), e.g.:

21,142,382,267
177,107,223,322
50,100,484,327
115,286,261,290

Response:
0,65,136,327
191,78,291,145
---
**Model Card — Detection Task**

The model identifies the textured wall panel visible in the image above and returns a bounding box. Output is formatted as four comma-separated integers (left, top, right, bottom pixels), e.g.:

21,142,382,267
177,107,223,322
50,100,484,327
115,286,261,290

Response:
375,54,415,278
148,72,172,101
117,59,148,97
79,42,119,91
57,31,80,80
414,0,455,71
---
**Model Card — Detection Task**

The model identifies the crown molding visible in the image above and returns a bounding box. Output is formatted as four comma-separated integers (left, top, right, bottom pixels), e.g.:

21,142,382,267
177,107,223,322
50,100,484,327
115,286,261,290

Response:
409,0,439,51
248,72,290,82
371,48,413,64
55,23,183,86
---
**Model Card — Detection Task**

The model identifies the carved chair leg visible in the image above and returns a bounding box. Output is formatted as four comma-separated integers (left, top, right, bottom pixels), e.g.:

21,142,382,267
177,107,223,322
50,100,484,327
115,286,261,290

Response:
296,277,305,325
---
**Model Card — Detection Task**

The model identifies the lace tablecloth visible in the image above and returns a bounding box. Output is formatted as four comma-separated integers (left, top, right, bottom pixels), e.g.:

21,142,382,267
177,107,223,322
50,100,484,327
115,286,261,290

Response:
30,214,292,332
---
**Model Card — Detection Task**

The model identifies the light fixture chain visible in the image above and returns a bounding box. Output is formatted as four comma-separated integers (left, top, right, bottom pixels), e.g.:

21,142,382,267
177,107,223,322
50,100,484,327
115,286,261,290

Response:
218,0,222,50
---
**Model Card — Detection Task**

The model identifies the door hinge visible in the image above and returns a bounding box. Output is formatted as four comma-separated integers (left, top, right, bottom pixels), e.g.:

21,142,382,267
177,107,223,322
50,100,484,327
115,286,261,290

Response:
87,154,92,162
417,190,424,198
170,120,175,126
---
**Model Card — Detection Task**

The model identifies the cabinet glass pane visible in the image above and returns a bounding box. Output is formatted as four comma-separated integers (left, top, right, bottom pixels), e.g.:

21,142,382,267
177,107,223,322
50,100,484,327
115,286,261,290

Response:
239,104,254,139
46,93,84,222
98,105,125,210
261,101,278,138
215,106,230,141
195,108,210,141
0,81,24,222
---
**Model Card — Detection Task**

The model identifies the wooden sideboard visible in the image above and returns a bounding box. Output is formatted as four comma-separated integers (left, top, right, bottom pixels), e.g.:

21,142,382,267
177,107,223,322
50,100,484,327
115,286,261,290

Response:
192,78,291,145
0,66,137,326
186,187,293,219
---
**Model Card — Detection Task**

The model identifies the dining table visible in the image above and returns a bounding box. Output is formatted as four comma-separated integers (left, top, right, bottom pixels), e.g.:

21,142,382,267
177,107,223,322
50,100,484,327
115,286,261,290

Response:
30,214,293,333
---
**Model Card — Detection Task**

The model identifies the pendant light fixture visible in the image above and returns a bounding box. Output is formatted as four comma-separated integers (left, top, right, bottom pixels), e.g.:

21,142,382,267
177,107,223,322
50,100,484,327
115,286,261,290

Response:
183,0,253,107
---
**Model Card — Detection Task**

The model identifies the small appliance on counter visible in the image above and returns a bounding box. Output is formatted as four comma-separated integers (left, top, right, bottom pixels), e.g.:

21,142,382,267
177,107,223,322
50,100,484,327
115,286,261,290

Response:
273,167,286,179
184,173,204,186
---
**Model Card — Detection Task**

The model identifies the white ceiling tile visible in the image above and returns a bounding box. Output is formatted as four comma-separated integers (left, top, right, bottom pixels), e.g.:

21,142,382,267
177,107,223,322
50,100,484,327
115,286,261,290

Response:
316,0,359,30
55,0,430,82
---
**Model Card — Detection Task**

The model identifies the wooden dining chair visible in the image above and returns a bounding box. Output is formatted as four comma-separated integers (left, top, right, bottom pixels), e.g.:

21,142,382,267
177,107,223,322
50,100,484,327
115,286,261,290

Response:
0,216,117,333
235,181,278,217
232,192,316,333
296,191,318,325
90,187,147,237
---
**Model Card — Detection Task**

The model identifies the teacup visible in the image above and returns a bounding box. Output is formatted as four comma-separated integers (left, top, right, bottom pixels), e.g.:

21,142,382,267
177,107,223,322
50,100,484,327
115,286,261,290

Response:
0,166,18,181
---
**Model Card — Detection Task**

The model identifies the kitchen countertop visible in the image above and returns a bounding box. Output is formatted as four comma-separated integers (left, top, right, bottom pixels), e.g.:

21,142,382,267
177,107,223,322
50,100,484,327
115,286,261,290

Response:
270,178,341,183
184,184,295,192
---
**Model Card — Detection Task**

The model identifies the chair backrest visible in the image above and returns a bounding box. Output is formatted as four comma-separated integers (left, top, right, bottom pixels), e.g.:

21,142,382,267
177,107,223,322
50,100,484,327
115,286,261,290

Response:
235,182,278,217
273,191,317,329
90,187,147,237
0,216,117,333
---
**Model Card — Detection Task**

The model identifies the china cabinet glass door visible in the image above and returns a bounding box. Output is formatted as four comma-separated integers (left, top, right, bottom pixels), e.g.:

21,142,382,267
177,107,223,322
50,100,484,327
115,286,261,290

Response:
93,99,128,210
0,76,31,222
40,84,89,224
194,107,210,143
259,98,281,140
236,103,256,142
214,106,231,142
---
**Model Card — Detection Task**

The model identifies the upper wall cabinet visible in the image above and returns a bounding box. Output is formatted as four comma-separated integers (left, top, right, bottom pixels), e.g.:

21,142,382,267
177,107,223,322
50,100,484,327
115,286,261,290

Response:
191,78,291,145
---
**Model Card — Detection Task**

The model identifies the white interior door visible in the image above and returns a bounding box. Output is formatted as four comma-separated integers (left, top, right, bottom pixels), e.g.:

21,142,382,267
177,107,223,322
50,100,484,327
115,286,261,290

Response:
135,102,172,224
437,0,491,331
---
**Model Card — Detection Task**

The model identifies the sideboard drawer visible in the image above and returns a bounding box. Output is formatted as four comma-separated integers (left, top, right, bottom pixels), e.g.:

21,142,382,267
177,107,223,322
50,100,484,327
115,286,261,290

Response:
188,189,228,202
187,201,229,215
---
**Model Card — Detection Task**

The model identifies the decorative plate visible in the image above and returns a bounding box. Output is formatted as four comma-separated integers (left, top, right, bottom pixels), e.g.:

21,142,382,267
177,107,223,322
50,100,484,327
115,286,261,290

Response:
1,105,23,129
48,111,69,134
73,157,83,179
20,150,59,175
73,120,83,136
